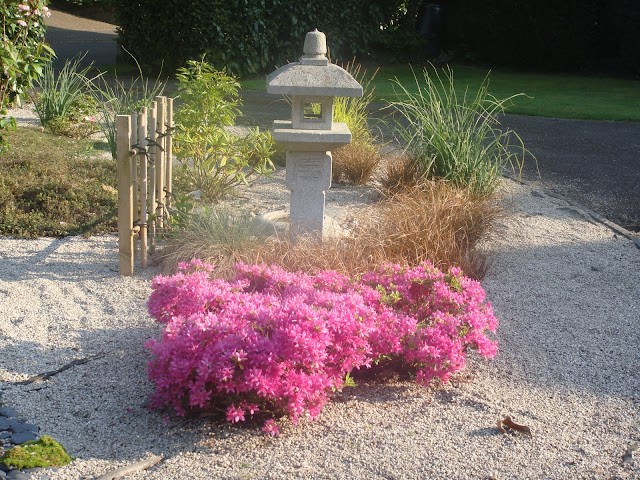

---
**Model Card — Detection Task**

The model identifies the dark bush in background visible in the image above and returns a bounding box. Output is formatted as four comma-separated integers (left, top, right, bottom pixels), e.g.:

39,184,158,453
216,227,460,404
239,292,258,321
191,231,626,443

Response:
444,0,640,75
114,0,405,75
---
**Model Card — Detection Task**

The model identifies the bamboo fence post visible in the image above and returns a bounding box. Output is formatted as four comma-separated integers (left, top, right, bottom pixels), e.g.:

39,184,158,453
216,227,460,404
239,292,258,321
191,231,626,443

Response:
155,96,166,229
149,101,157,252
116,115,134,276
137,107,148,268
130,113,138,261
165,97,173,211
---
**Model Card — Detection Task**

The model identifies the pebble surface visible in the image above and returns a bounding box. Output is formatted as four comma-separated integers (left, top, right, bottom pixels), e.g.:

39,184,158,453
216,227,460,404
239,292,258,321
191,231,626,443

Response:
0,110,638,479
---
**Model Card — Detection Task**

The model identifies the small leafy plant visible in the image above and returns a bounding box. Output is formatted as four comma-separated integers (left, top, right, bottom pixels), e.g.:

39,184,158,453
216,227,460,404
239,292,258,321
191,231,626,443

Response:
392,66,530,197
146,260,498,435
173,59,274,202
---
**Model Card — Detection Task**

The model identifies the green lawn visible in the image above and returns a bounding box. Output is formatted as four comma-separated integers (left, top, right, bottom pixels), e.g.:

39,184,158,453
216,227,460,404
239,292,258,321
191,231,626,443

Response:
241,64,640,122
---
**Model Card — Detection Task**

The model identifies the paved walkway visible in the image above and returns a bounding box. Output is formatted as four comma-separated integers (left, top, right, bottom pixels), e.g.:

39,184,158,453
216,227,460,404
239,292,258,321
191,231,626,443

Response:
44,8,640,232
45,8,117,69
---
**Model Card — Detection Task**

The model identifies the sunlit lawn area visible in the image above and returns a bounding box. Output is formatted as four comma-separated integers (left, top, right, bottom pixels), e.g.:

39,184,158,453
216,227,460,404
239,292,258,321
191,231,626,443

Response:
241,63,640,122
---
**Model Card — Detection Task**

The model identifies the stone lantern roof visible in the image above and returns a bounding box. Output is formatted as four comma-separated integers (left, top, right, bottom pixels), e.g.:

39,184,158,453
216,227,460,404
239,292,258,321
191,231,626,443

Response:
266,30,363,98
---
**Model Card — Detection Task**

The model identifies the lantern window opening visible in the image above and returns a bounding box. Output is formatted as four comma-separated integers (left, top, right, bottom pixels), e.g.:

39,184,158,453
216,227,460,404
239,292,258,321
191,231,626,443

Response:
303,102,323,119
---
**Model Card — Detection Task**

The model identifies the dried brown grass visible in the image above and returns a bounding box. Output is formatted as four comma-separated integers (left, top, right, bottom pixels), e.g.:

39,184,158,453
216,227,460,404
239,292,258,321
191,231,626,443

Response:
379,154,422,195
243,180,499,279
332,140,381,185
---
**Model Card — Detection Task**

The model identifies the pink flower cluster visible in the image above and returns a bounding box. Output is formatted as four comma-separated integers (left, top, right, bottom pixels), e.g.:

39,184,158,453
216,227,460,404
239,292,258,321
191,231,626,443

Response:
16,2,50,27
146,260,498,434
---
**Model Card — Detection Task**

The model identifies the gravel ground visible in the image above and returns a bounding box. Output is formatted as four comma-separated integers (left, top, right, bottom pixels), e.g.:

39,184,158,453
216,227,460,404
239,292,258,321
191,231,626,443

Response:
2,108,639,479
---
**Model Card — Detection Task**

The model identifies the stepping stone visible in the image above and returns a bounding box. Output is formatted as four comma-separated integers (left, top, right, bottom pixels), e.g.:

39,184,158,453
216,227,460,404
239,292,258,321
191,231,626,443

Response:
6,471,29,480
0,418,10,430
10,423,38,434
10,432,38,444
0,408,17,419
0,431,11,439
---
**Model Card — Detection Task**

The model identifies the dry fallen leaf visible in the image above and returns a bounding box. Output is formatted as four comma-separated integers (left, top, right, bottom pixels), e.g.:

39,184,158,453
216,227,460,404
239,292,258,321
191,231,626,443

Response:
497,415,532,436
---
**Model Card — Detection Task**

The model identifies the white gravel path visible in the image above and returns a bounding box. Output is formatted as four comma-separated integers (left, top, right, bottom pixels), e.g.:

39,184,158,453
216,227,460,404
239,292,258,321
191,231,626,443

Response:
0,179,638,480
1,107,639,478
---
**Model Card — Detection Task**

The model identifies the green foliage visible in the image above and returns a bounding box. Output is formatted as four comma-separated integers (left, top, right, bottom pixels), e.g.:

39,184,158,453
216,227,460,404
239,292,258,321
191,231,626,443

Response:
44,93,100,138
0,128,118,238
174,60,274,202
391,66,530,198
0,435,72,469
114,0,406,75
32,56,100,137
1,0,54,151
89,51,165,159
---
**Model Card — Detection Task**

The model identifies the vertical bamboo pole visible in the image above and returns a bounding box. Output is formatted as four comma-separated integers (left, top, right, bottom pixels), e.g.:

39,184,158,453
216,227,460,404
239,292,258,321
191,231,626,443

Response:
116,115,134,276
130,113,138,262
155,96,166,229
149,101,157,253
165,97,173,211
137,107,148,268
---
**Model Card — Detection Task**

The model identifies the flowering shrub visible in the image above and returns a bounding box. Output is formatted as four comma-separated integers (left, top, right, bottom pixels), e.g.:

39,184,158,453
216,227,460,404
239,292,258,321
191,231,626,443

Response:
361,263,498,385
1,0,53,151
146,260,498,434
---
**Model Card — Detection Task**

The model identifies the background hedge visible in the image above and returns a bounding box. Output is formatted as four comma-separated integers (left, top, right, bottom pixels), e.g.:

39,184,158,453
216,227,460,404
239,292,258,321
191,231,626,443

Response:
114,0,405,75
444,0,640,75
114,0,640,76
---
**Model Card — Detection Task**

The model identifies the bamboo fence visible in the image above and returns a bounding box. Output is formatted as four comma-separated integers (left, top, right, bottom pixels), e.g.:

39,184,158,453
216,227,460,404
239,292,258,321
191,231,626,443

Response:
116,96,174,276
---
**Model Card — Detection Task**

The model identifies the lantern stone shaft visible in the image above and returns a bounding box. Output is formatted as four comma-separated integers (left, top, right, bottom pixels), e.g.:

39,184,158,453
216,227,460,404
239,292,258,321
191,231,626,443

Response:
266,29,362,239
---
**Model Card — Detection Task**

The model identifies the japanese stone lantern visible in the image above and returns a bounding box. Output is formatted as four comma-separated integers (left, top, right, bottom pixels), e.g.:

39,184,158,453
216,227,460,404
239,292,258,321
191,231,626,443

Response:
267,29,362,239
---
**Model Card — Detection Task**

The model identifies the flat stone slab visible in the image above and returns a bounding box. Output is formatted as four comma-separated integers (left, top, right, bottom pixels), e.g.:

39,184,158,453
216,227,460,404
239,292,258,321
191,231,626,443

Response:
10,431,38,445
272,120,351,151
10,422,38,434
0,408,18,418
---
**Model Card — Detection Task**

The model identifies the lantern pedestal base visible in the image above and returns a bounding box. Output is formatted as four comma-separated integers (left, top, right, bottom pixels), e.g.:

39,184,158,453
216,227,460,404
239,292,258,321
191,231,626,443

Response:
285,151,332,240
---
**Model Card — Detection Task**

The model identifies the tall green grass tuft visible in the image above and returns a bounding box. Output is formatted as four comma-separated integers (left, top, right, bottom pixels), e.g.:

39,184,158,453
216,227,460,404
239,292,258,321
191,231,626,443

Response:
333,62,378,144
32,56,96,132
332,62,381,185
89,50,165,158
392,66,530,197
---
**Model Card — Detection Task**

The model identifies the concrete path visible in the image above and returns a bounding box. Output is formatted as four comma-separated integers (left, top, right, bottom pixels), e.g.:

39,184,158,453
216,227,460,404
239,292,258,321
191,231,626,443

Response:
505,115,640,232
45,8,117,70
43,8,640,233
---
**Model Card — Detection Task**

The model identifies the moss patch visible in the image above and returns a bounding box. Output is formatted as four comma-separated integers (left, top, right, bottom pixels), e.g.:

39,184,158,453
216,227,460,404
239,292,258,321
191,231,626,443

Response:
0,435,72,469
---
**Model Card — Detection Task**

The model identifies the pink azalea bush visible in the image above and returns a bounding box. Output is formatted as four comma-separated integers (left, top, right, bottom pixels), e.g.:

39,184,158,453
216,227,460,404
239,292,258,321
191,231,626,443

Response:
146,260,498,434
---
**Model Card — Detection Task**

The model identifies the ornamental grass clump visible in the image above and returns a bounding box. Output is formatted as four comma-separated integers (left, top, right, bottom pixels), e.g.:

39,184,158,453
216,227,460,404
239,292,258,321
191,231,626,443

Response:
331,63,381,185
146,259,498,435
392,66,529,197
32,56,97,136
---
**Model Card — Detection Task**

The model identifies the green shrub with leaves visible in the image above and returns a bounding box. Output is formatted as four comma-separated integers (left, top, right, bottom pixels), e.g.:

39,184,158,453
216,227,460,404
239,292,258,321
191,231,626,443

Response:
392,66,530,198
1,0,54,151
174,60,274,202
